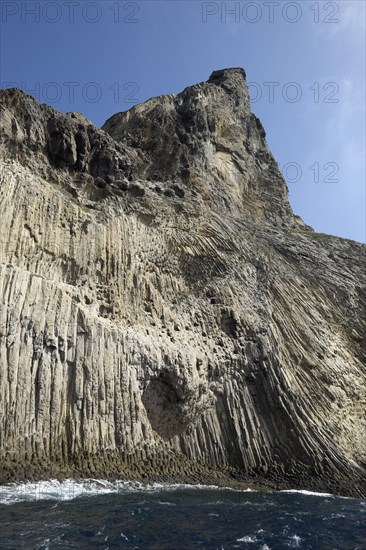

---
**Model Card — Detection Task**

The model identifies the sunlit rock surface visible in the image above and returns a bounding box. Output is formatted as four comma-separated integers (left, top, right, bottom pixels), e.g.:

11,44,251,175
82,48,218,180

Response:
0,69,365,497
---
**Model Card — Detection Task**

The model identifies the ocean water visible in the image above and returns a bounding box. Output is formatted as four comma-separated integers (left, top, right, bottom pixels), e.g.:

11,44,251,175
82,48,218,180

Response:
0,480,365,549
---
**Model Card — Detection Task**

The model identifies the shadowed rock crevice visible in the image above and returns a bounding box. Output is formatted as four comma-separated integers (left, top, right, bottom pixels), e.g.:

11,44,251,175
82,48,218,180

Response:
142,377,189,440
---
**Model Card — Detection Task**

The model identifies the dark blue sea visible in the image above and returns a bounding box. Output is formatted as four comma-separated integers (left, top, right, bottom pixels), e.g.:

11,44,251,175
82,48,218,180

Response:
0,480,365,549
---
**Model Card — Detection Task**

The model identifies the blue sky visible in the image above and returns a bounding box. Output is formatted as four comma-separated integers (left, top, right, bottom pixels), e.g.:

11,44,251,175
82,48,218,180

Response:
1,0,365,241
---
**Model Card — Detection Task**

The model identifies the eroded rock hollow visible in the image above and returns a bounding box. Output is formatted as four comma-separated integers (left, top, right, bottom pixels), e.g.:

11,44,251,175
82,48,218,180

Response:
0,68,365,497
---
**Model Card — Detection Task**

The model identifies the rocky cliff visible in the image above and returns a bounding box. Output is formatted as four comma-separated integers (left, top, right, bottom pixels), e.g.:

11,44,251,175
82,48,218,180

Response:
0,68,365,497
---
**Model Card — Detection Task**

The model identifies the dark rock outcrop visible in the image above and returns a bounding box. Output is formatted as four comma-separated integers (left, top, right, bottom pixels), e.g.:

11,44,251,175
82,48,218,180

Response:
0,69,365,497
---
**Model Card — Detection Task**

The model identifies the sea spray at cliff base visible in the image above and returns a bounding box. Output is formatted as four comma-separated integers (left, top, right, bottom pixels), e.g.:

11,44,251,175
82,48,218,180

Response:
0,479,254,505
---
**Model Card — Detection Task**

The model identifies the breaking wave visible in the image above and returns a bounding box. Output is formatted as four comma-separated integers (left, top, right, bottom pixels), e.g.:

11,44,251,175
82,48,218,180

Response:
0,479,254,505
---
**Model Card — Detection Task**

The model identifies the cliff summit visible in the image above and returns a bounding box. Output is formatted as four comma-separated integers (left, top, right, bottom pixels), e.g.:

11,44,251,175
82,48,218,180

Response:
0,69,365,497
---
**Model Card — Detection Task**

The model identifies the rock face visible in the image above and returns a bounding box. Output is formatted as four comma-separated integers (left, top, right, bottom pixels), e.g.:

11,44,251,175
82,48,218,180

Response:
103,68,305,229
0,69,365,497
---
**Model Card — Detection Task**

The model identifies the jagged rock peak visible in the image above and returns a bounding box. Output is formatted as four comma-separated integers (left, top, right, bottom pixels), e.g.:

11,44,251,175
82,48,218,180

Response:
208,67,247,93
0,71,308,230
102,68,306,229
196,67,251,116
209,67,247,81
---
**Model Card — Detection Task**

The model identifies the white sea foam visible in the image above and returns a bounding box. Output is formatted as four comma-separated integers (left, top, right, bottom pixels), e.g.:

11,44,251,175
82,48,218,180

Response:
0,478,255,505
288,534,302,547
281,489,333,498
237,535,257,542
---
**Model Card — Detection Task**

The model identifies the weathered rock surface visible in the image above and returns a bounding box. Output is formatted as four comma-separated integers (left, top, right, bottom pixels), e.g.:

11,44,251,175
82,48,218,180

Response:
0,69,365,497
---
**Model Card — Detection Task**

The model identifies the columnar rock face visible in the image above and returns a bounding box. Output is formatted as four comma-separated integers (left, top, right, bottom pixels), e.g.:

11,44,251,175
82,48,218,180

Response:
0,69,365,497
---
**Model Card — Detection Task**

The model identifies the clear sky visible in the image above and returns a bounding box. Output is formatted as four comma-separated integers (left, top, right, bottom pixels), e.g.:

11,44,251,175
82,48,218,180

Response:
1,0,365,242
